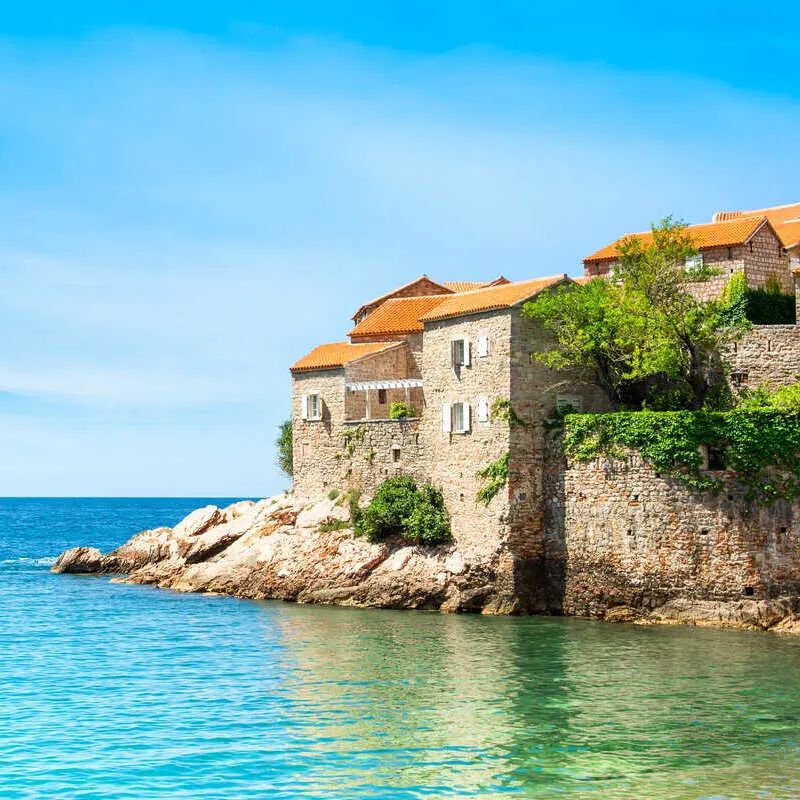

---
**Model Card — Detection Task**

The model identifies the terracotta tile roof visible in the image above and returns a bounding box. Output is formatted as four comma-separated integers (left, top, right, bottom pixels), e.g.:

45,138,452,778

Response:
419,275,570,322
780,220,800,249
714,202,800,249
290,341,400,372
351,275,451,321
349,295,450,337
442,281,489,292
584,217,767,263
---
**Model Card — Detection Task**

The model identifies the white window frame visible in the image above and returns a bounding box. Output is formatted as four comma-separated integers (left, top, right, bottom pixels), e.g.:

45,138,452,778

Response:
302,392,322,421
451,337,470,368
451,401,471,434
685,253,704,271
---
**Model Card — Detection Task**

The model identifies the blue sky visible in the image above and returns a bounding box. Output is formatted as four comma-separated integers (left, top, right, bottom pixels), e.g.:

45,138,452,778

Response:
2,3,799,496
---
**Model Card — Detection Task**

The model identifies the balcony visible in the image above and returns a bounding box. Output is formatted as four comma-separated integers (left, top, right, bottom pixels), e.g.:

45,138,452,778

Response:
344,379,424,421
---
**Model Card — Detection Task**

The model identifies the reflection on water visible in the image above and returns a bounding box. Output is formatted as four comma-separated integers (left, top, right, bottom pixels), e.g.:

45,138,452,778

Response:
1,498,799,799
273,605,800,798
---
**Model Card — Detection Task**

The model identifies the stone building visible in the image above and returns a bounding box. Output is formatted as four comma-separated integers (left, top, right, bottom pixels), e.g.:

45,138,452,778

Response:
291,275,610,610
584,214,792,298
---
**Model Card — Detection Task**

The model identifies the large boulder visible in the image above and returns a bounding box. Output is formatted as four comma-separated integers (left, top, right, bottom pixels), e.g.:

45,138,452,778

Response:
52,547,104,574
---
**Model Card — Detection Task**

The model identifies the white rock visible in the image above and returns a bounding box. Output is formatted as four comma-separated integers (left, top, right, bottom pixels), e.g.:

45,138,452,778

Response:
444,552,466,575
173,506,221,538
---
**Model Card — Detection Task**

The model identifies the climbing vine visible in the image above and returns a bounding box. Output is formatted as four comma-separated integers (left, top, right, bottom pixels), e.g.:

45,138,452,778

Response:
490,399,528,429
476,452,510,506
342,425,366,457
562,410,800,502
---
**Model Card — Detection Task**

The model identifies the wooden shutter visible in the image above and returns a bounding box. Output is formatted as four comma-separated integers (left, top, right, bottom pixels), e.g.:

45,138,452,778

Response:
441,403,452,433
301,394,309,420
462,338,471,366
477,335,488,357
477,397,488,423
462,402,471,432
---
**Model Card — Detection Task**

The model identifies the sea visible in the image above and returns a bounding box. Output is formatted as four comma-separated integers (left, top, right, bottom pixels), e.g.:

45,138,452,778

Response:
1,497,799,799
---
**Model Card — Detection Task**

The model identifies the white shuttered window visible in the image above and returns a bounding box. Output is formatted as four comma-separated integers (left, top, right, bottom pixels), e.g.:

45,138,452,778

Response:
476,396,490,423
477,335,489,358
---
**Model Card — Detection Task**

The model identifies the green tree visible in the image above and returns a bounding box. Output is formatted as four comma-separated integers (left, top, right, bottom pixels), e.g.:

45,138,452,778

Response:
276,420,293,477
524,218,748,410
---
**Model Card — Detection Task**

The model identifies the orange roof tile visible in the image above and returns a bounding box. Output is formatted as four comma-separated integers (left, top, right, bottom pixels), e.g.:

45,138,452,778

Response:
584,217,767,263
442,281,489,292
778,219,800,249
290,341,400,372
351,275,451,321
419,275,569,322
714,202,800,249
349,295,450,338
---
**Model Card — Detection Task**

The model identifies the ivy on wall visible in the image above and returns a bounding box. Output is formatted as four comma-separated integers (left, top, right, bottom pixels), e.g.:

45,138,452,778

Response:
476,452,510,506
562,410,800,503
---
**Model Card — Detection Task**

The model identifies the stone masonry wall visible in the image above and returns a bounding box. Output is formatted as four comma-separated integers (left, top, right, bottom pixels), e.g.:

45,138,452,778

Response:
543,446,800,617
509,310,612,590
744,223,792,292
730,325,800,390
419,310,514,565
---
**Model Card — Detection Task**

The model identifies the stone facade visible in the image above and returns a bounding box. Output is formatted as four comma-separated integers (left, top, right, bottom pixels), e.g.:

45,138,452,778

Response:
544,446,800,618
291,273,800,619
729,325,800,390
586,221,792,298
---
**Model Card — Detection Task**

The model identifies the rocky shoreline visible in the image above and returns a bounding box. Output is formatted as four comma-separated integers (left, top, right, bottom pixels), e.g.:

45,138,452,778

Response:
53,495,800,633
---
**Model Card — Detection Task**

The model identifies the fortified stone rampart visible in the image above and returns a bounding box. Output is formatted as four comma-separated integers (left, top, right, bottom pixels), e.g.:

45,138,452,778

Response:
543,443,800,620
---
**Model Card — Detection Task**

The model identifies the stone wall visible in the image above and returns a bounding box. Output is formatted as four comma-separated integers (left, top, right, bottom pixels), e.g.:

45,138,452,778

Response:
506,310,613,607
543,445,800,617
419,309,514,564
745,223,792,292
730,325,800,389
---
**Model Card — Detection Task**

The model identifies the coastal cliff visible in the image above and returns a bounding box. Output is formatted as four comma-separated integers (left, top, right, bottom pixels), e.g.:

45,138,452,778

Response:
53,494,800,632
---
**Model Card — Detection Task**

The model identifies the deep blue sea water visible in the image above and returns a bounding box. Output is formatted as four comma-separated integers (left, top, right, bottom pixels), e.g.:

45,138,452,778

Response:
1,497,799,799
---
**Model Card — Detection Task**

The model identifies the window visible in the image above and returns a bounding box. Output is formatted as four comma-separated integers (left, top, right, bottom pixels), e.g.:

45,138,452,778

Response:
556,394,583,415
378,389,387,405
477,335,489,358
476,396,490,423
302,393,322,420
392,446,401,463
451,338,470,367
730,370,748,388
685,254,704,271
452,402,471,434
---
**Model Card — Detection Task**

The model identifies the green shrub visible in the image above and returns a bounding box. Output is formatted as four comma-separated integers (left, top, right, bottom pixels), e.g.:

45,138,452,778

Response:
319,518,350,532
721,273,794,325
404,485,451,545
355,477,450,544
389,402,418,419
327,489,340,501
276,420,293,477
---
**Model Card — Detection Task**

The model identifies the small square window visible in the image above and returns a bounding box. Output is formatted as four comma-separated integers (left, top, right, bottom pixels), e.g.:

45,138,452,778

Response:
378,389,387,404
392,447,401,463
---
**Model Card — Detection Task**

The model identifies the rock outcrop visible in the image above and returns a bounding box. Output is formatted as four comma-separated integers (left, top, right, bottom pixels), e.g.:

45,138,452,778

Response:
52,495,507,614
52,494,800,631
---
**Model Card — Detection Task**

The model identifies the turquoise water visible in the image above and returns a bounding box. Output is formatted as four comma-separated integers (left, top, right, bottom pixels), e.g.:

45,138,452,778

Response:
1,498,799,799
